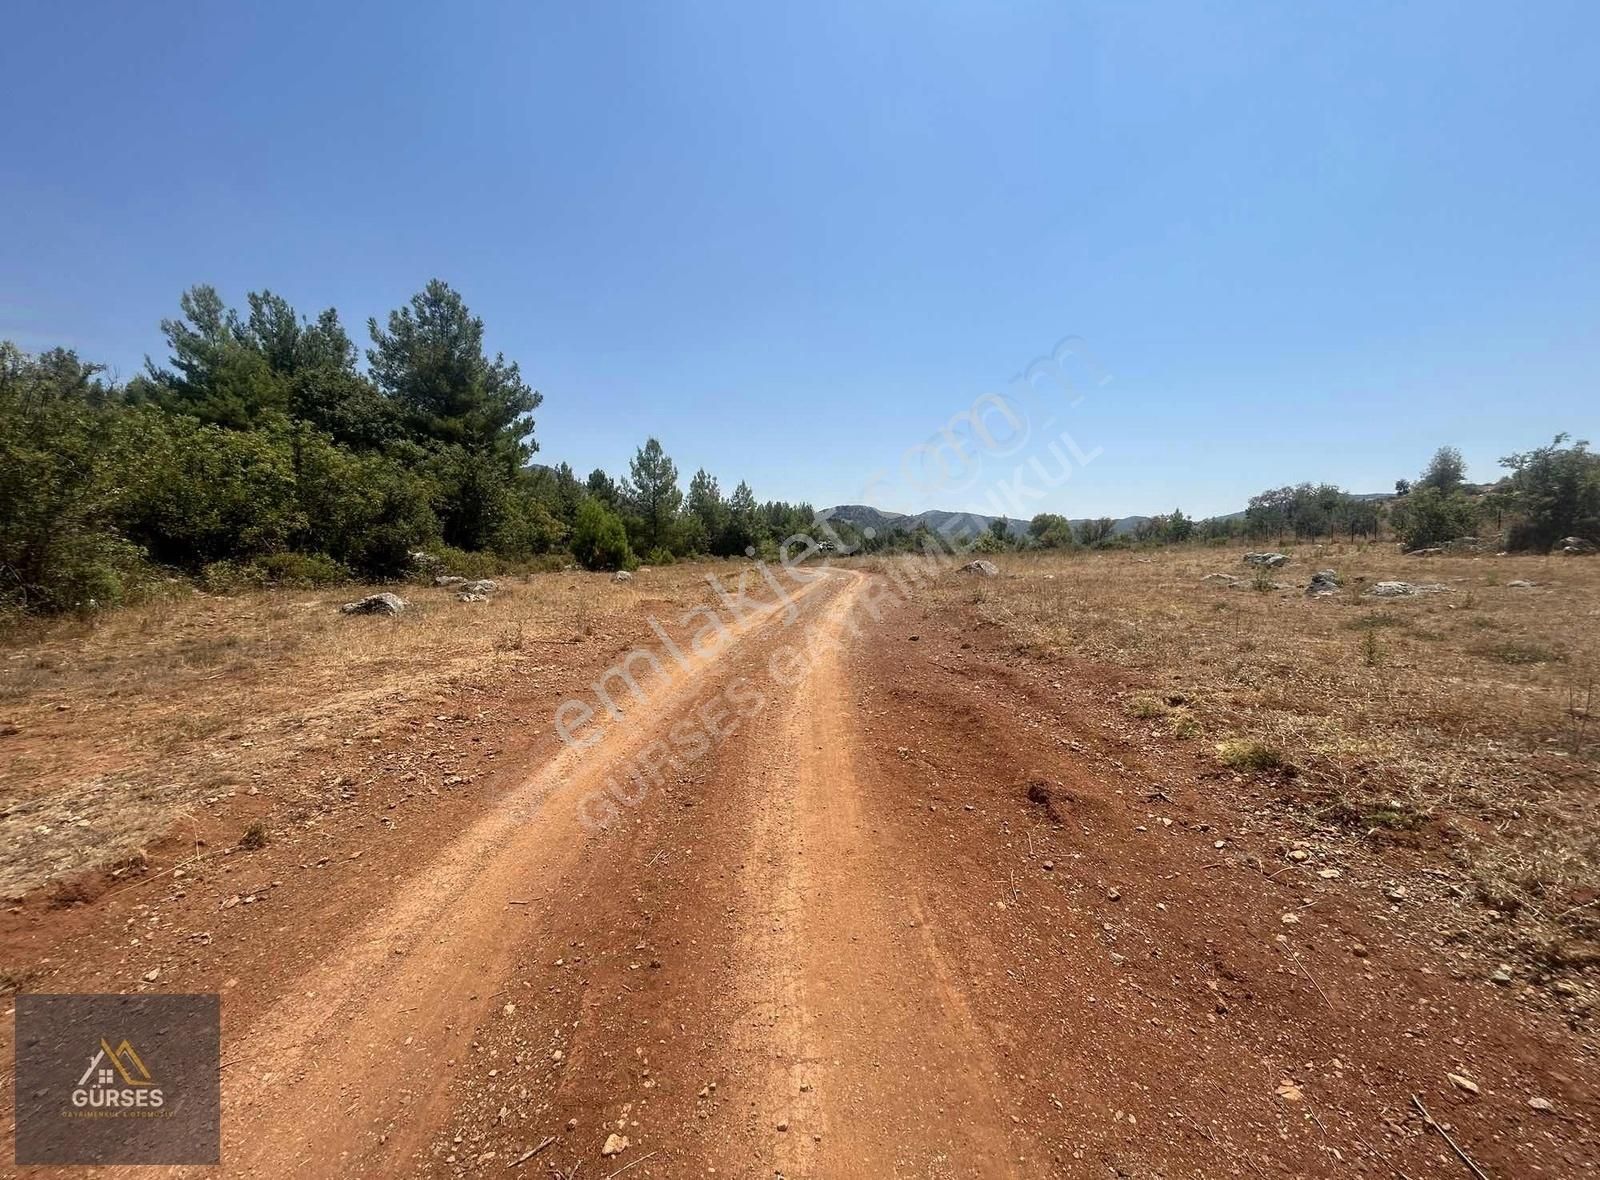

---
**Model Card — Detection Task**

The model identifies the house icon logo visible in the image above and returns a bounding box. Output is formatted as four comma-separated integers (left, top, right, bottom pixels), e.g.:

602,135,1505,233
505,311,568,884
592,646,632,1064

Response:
79,1039,155,1089
70,1038,166,1114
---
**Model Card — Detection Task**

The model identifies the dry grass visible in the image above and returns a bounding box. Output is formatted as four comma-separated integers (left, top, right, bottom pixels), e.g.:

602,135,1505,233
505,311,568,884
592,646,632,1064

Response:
913,543,1600,974
0,566,723,898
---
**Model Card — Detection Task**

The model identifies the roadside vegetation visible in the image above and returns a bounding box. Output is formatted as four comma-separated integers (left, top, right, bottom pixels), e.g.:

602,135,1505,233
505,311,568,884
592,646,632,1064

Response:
0,283,812,623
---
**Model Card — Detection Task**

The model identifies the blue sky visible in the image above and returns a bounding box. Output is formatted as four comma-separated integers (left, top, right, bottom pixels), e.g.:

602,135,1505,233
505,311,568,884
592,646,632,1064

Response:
3,1,1596,518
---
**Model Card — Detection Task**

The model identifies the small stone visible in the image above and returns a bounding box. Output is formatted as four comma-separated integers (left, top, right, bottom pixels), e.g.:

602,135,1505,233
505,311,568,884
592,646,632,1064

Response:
1528,1097,1555,1113
1288,850,1310,862
1317,868,1342,879
566,1118,578,1130
1275,1080,1303,1102
142,967,161,983
776,1120,789,1132
1042,861,1054,871
1351,944,1370,958
1552,979,1580,997
1107,888,1121,901
1280,912,1301,925
1447,1073,1480,1095
601,1133,629,1157
1489,966,1514,986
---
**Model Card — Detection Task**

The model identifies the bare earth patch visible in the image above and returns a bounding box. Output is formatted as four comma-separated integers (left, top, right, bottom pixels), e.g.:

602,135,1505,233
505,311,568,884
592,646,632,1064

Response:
0,566,721,900
905,543,1600,990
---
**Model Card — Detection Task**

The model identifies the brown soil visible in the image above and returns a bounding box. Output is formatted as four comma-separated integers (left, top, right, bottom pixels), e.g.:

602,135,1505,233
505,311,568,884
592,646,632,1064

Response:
3,566,1596,1177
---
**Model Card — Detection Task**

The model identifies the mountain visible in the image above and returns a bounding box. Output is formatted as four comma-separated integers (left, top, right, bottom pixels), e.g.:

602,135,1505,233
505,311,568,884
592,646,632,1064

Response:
819,504,1149,540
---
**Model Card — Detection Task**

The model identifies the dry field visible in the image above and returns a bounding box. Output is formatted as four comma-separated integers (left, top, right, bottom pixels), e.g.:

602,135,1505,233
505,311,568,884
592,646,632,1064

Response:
910,542,1600,983
0,566,724,901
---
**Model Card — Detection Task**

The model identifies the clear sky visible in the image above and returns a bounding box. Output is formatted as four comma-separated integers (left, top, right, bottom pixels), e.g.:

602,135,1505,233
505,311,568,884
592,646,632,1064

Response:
3,1,1596,518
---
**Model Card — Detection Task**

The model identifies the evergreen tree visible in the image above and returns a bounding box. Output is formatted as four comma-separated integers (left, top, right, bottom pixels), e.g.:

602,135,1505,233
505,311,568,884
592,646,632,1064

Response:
624,437,683,556
367,279,540,463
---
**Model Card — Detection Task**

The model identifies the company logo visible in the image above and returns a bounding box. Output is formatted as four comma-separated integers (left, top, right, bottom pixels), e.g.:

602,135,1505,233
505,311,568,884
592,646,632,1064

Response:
68,1038,168,1116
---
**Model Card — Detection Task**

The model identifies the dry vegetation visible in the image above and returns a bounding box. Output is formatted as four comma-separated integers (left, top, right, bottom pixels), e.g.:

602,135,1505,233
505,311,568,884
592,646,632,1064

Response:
0,566,722,899
919,543,1600,979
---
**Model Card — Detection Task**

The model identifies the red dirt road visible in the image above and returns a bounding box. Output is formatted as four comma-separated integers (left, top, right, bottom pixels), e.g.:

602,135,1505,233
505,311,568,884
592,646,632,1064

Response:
5,566,1597,1177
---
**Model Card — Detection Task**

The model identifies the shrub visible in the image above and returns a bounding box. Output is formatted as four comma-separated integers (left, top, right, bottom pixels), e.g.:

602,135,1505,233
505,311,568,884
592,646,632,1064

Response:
0,346,153,614
253,552,349,587
1389,486,1479,549
1499,434,1600,551
572,499,634,571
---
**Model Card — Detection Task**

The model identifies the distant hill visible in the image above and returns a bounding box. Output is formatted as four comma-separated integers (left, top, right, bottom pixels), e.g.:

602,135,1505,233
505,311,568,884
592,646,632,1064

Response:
820,504,1149,540
821,494,1397,540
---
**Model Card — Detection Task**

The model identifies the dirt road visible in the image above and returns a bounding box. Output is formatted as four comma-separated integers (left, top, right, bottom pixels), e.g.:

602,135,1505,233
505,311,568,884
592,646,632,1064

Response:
6,564,1597,1177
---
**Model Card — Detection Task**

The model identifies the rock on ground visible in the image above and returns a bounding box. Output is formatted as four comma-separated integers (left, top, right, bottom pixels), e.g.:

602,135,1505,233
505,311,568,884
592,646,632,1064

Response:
613,570,634,582
1558,535,1597,555
961,560,1000,576
1368,581,1452,598
1243,552,1288,568
339,592,406,616
1305,569,1340,596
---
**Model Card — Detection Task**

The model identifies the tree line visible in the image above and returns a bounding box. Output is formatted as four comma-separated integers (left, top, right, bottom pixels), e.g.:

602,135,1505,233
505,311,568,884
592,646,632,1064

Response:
934,442,1598,555
0,281,812,617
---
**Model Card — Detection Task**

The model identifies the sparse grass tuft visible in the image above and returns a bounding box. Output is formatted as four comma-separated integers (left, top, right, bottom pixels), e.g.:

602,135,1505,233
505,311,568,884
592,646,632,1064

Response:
1474,640,1565,666
1343,612,1408,632
238,821,270,851
1168,711,1203,739
1126,695,1168,719
1216,738,1287,773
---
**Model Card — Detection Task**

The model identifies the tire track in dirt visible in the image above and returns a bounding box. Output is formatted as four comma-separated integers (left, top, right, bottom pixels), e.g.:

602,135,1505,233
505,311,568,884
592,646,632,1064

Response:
170,569,843,1177
729,573,1025,1178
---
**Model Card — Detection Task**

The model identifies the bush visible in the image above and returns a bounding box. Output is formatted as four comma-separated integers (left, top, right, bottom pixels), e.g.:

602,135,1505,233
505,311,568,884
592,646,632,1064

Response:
0,346,153,614
1499,434,1600,551
253,552,349,587
572,499,634,571
427,545,504,579
1389,486,1479,549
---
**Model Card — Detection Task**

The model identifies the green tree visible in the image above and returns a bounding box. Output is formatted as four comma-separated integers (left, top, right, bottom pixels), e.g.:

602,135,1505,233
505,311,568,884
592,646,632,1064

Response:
586,468,622,510
1418,445,1467,493
1389,485,1479,549
1028,513,1074,548
1165,508,1194,542
624,438,683,555
367,279,540,462
686,468,727,555
136,284,287,428
1499,434,1600,550
0,343,142,613
722,480,758,555
1075,517,1116,547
